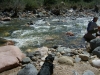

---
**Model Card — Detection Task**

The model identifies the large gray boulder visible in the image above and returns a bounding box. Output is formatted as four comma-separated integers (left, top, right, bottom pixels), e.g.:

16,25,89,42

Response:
90,38,100,52
17,63,38,75
92,47,100,58
0,45,25,72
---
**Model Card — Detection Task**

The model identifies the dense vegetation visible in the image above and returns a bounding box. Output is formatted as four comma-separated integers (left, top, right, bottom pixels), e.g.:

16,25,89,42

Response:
0,0,100,11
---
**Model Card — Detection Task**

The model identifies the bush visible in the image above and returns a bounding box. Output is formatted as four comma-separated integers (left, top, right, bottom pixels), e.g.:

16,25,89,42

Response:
69,0,81,3
24,0,40,11
43,0,57,6
83,0,93,2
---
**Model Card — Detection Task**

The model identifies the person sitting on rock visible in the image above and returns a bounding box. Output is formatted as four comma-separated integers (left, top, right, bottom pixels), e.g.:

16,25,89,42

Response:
84,17,100,42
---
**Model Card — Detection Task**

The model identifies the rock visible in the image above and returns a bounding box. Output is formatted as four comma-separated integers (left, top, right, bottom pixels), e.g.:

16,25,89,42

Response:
6,40,15,45
90,38,100,52
0,38,7,44
0,45,25,72
39,62,44,66
71,50,79,55
0,38,15,46
17,63,38,75
79,54,89,61
31,57,38,61
66,31,74,36
48,51,52,54
1,17,11,21
92,47,100,58
45,36,54,41
77,49,83,54
82,50,90,56
3,32,10,36
74,55,81,63
73,70,79,75
22,57,31,64
48,48,56,52
26,52,34,59
56,52,62,57
63,48,72,53
60,51,65,55
57,46,65,52
41,55,48,61
83,70,95,75
34,51,41,56
26,49,32,52
57,46,71,53
37,46,48,57
90,59,100,68
58,56,74,66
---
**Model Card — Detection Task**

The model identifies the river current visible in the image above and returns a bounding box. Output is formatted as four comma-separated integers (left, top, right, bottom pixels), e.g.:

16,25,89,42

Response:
1,16,100,51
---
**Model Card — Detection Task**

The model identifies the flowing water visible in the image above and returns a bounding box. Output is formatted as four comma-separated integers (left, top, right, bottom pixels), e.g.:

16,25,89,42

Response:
1,16,100,51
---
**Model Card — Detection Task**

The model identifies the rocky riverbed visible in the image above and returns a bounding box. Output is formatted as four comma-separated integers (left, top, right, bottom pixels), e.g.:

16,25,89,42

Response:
0,46,100,75
0,7,100,75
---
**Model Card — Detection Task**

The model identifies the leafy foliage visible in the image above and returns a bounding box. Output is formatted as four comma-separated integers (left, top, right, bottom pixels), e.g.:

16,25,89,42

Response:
0,0,99,11
69,0,81,3
83,0,93,2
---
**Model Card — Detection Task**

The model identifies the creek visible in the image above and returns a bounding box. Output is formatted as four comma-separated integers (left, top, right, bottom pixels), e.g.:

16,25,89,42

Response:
1,16,100,51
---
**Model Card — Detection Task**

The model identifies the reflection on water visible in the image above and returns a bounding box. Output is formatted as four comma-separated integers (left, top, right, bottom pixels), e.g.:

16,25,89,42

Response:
1,16,100,50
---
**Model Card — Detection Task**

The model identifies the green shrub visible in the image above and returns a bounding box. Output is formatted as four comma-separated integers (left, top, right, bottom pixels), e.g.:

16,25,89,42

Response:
43,0,57,6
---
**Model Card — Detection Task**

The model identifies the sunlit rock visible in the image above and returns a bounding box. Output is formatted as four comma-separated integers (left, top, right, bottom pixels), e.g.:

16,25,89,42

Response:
0,45,25,72
58,56,74,66
79,54,89,61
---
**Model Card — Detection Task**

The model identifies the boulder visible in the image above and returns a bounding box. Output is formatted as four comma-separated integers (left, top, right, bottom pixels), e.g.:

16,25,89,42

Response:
17,63,38,75
92,47,100,58
90,38,100,52
0,45,25,72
